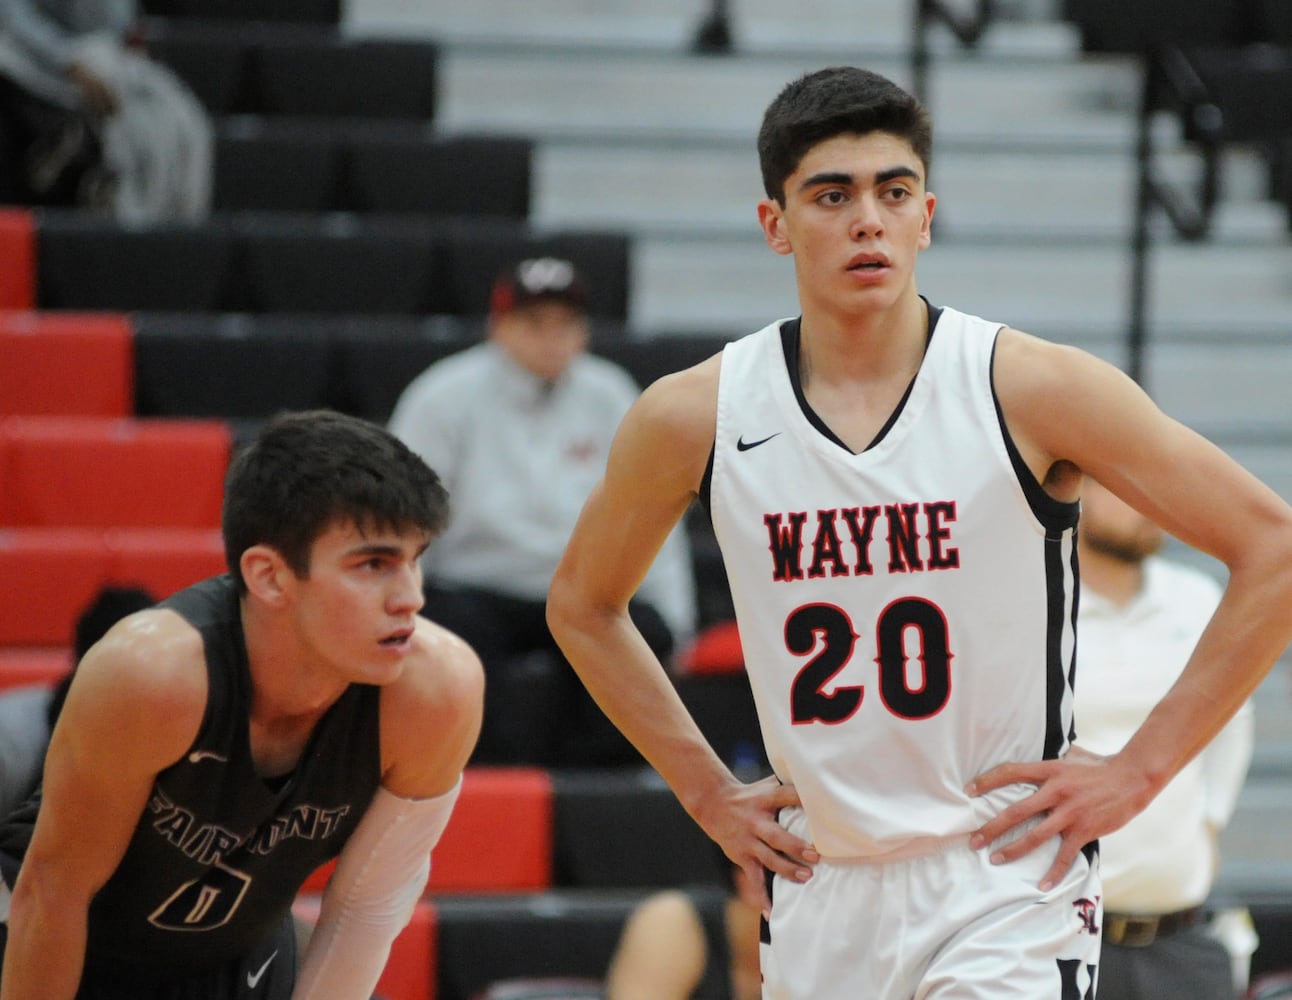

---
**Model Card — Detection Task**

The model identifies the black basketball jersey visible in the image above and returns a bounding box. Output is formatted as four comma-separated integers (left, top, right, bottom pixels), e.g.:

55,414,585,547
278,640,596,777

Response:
35,574,382,983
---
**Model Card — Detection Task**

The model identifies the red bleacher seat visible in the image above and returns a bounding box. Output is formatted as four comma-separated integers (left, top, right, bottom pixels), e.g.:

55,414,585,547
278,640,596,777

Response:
431,766,553,893
0,416,232,528
0,645,74,692
0,210,35,309
0,312,134,417
678,619,744,675
302,766,554,896
0,526,225,645
0,528,113,645
292,895,437,1000
106,528,227,601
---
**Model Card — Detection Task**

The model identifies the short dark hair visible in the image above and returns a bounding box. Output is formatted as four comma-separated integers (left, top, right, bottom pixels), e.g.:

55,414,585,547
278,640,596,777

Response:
222,409,450,593
757,66,933,204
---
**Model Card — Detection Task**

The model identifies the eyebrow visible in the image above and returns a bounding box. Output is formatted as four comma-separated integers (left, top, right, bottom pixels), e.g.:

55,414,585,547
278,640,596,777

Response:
348,543,404,559
354,538,433,560
797,165,922,193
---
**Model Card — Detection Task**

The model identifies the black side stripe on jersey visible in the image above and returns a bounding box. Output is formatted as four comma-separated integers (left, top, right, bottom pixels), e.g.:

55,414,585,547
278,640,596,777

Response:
987,336,1079,536
1068,536,1082,745
1057,958,1098,1000
1043,530,1072,761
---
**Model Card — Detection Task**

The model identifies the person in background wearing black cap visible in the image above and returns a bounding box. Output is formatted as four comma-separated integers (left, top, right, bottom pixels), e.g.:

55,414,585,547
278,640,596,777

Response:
389,257,696,767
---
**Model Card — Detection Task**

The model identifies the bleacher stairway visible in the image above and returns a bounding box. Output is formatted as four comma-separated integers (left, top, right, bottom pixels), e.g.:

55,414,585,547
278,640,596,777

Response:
349,0,1292,962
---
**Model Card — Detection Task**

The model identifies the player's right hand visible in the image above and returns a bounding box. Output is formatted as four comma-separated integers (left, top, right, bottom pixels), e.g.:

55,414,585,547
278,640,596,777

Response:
699,775,818,916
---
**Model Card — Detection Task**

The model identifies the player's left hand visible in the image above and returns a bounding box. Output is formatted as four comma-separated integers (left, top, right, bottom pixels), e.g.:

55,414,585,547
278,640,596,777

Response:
965,745,1155,890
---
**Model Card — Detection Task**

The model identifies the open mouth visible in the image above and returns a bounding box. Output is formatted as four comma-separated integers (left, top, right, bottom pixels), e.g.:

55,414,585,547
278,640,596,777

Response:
379,629,413,648
848,254,889,272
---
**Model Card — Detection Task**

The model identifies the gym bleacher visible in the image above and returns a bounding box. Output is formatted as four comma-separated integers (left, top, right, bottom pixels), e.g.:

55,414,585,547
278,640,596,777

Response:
4,1,1292,997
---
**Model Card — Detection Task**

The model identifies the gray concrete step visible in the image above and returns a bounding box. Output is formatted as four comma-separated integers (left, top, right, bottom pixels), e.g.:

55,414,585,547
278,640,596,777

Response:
430,47,1138,149
532,140,1279,242
345,0,1078,59
629,234,1292,341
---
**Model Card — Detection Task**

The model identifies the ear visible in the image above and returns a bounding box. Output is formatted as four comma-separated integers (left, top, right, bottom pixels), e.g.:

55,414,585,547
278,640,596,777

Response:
918,190,937,250
240,544,293,607
757,198,793,257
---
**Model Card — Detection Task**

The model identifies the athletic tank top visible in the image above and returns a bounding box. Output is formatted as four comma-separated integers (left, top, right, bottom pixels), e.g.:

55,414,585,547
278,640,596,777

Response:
75,574,384,980
709,308,1079,860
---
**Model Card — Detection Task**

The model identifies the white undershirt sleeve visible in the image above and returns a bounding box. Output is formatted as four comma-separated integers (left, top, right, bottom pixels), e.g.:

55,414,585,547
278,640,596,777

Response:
291,778,462,1000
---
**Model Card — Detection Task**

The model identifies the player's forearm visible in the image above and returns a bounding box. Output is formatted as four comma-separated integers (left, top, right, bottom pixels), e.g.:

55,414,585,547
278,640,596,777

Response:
1,878,89,1000
549,594,733,807
1118,558,1292,794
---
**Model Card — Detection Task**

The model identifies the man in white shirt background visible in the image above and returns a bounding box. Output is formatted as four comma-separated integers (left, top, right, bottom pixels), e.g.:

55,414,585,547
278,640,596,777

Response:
1076,477,1257,999
389,257,696,767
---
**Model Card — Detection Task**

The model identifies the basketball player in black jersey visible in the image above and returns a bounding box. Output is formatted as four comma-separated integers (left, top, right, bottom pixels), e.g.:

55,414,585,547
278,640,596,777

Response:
0,409,484,999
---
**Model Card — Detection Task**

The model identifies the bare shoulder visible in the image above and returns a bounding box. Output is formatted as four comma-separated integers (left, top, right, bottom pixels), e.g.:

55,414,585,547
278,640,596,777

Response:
991,326,1156,475
991,326,1108,406
378,616,485,796
388,616,485,713
59,608,208,764
615,353,721,491
635,352,721,434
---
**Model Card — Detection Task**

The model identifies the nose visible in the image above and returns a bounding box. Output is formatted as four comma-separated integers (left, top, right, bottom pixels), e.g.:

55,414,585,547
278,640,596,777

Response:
390,561,425,615
850,192,884,240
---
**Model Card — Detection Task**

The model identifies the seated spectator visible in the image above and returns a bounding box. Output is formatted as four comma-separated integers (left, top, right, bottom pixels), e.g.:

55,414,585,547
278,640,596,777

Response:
1075,478,1256,1000
389,256,696,766
0,584,155,819
605,857,760,1000
0,0,212,221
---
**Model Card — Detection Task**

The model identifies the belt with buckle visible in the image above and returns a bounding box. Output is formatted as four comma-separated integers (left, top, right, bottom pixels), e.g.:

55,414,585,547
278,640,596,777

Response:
1103,906,1205,948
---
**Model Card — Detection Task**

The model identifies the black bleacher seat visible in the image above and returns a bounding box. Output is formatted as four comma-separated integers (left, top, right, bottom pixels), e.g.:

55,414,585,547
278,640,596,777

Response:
212,125,533,219
141,0,340,24
549,769,729,890
1254,0,1292,44
35,211,235,311
250,37,438,120
1062,0,1253,53
675,671,766,772
443,223,631,319
1177,47,1292,144
143,21,437,121
34,214,633,318
434,892,642,1000
36,213,450,314
141,22,253,115
230,214,445,314
593,333,730,390
213,124,341,212
344,134,533,218
327,316,477,424
132,313,335,421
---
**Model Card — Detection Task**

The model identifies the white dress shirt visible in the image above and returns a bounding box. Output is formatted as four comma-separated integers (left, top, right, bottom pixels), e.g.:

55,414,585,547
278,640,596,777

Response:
1074,556,1253,912
389,341,696,645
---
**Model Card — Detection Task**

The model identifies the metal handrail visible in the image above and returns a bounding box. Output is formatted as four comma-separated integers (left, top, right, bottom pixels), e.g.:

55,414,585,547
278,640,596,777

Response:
911,0,996,103
1127,43,1228,384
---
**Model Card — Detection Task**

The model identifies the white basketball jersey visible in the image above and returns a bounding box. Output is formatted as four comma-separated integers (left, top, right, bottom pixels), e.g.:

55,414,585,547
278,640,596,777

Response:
709,308,1080,860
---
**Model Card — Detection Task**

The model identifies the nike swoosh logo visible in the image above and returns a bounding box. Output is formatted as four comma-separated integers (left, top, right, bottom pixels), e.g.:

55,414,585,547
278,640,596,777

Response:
247,950,278,989
736,432,781,452
188,750,229,764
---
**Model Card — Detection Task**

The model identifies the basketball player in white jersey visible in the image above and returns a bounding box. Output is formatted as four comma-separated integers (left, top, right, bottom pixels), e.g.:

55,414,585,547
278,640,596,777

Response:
546,66,1292,998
